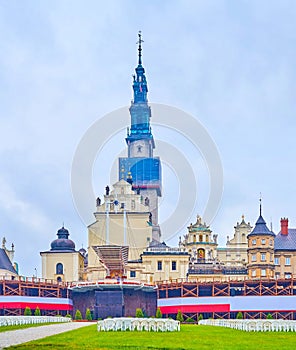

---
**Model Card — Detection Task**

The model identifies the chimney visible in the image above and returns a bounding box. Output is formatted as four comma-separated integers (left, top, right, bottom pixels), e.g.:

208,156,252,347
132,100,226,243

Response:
280,217,289,235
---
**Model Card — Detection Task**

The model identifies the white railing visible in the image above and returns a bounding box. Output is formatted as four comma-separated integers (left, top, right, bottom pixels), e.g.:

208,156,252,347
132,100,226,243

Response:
146,247,187,253
97,317,180,332
0,316,71,327
199,319,296,332
69,280,156,290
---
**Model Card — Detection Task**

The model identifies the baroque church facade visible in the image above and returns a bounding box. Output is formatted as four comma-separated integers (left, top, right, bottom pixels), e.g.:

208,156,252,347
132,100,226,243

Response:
37,33,296,285
2,34,296,287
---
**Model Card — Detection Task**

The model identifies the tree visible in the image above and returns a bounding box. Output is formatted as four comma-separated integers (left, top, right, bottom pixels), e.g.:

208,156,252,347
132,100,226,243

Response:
135,308,144,318
155,308,162,319
236,312,243,319
198,314,203,321
34,306,41,316
24,306,32,316
85,308,92,321
176,310,184,323
75,309,82,320
267,313,273,319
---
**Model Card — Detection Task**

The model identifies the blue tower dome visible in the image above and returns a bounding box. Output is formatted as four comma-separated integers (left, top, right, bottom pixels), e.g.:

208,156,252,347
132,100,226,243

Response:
50,226,75,251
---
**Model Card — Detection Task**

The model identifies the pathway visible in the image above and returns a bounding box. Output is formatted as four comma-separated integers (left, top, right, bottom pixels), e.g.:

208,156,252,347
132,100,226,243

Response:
0,321,94,349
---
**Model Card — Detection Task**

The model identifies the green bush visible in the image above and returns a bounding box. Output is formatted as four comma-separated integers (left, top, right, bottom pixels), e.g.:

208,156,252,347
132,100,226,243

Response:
267,313,273,319
186,317,194,323
85,308,92,321
75,309,82,320
65,313,72,319
155,308,162,319
24,306,32,316
198,314,203,321
135,308,144,318
176,310,184,323
236,312,243,319
34,306,41,316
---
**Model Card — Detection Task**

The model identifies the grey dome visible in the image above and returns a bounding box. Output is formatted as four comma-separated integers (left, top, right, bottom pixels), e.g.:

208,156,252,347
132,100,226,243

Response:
50,227,75,251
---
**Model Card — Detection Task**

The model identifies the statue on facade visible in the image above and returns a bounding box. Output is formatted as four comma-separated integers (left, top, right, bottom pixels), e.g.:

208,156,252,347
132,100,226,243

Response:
145,197,150,206
96,197,101,206
105,186,110,196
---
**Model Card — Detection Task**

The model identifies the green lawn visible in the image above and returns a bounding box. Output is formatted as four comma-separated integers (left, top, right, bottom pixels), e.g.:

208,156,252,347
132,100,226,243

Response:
7,324,296,350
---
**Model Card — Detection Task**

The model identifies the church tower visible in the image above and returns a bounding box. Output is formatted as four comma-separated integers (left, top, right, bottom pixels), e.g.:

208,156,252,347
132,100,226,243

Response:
247,200,275,279
119,32,162,242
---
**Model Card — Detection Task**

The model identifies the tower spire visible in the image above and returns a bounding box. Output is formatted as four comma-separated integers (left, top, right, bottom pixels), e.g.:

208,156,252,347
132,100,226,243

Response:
259,193,262,216
137,31,144,65
132,31,148,104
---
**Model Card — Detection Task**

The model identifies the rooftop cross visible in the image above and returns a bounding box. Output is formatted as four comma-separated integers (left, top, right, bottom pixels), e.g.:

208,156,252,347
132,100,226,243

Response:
137,31,144,65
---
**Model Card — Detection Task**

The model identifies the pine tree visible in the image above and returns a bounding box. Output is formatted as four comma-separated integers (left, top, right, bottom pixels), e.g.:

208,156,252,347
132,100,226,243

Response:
85,308,92,321
135,308,144,318
75,309,82,320
155,308,162,319
34,306,41,316
24,306,32,316
176,310,184,322
236,312,243,319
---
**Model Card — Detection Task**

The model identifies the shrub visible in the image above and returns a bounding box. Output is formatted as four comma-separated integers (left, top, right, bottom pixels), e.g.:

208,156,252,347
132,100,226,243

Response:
155,308,162,319
24,306,32,316
186,317,194,323
75,309,82,320
198,314,203,321
85,308,92,321
135,308,144,318
267,313,273,319
34,306,41,316
65,314,72,319
236,312,243,319
176,310,184,323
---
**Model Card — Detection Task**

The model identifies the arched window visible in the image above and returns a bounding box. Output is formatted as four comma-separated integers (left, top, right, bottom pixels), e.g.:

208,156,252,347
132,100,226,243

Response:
199,235,203,242
56,263,63,275
57,276,62,283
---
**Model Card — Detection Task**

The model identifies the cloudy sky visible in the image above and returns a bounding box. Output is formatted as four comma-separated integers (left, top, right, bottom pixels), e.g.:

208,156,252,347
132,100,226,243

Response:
0,1,295,277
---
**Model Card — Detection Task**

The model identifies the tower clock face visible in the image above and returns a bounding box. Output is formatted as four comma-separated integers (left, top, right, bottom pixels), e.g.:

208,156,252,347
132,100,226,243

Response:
133,141,144,154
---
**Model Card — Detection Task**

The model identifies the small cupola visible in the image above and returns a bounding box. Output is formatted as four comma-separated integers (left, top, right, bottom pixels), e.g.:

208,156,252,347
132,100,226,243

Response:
50,226,75,251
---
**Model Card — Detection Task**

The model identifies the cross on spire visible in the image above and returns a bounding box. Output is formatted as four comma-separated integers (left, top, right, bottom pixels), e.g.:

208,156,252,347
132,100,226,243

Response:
137,31,144,65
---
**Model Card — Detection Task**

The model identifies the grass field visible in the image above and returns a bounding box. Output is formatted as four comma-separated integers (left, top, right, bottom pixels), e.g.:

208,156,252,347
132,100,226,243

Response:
6,324,296,350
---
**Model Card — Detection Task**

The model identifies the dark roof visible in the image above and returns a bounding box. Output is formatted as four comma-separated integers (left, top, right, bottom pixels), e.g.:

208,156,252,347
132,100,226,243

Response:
50,227,76,252
275,229,296,251
0,248,17,274
149,240,168,248
248,215,275,237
